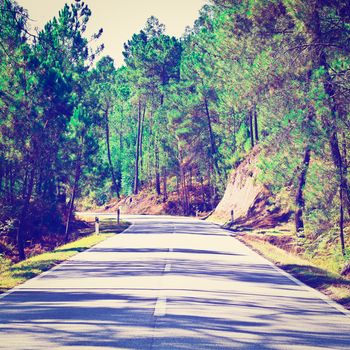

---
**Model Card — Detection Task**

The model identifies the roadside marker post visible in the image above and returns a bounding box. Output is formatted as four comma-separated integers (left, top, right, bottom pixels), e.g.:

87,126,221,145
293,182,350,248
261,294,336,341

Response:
231,209,234,224
117,209,120,225
95,217,100,234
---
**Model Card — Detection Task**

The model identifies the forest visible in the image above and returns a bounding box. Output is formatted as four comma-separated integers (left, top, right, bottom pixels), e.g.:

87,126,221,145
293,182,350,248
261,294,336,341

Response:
0,0,350,264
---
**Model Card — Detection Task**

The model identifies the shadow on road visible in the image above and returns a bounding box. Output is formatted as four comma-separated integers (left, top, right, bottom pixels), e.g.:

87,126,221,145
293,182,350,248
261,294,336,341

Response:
1,218,350,349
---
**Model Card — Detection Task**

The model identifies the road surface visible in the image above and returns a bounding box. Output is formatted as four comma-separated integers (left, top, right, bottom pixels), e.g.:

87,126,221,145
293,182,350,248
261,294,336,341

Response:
1,215,350,349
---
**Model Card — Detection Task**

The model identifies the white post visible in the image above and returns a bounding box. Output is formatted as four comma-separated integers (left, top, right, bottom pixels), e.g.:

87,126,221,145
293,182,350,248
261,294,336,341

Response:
117,208,120,225
95,217,100,234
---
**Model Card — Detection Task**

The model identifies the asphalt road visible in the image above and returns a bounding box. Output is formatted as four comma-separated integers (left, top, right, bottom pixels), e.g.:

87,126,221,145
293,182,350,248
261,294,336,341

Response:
1,215,350,349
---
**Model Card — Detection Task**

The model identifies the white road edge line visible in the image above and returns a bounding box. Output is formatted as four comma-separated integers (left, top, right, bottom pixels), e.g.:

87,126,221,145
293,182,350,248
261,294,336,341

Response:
228,232,350,319
268,260,350,319
0,221,136,301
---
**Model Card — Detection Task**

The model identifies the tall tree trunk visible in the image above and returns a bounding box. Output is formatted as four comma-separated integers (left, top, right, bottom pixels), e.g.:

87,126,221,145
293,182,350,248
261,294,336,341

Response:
211,163,217,209
139,105,146,172
189,167,193,190
5,162,9,201
207,167,213,211
254,108,259,143
328,126,350,213
155,139,161,196
162,168,167,203
16,167,35,261
342,132,350,216
64,149,82,243
249,110,255,148
118,107,124,152
9,164,14,205
177,146,189,215
133,99,142,195
0,159,3,193
180,167,189,215
204,97,220,176
176,175,180,199
104,109,120,199
340,184,346,255
295,147,311,234
200,176,205,207
146,110,154,185
312,4,350,214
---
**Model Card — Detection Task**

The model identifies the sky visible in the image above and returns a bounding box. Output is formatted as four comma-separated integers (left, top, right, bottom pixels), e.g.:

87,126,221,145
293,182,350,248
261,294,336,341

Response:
16,0,208,67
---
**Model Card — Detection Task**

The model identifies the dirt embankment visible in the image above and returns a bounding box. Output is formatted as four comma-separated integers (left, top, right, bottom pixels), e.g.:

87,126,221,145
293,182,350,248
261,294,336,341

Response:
102,188,211,217
103,191,171,215
209,147,291,228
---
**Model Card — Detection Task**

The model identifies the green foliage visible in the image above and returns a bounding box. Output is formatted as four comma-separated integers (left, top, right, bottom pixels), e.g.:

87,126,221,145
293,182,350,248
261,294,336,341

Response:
0,0,104,258
1,0,350,258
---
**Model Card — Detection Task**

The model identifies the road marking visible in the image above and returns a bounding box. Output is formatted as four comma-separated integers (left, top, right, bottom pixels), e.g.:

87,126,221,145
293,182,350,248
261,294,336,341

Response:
267,257,350,318
231,235,350,319
154,296,167,317
154,261,172,317
169,248,173,252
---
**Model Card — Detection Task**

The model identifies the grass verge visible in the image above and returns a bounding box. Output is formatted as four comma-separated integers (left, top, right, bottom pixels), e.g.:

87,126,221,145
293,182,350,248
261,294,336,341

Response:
0,220,130,293
236,233,350,310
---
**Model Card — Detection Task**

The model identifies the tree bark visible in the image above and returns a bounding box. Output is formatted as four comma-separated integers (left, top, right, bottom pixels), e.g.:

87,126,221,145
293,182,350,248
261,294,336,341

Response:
16,167,35,261
200,176,205,206
0,159,3,193
254,108,259,143
204,97,220,176
311,3,349,248
180,166,189,215
295,147,311,234
133,99,142,195
342,132,350,216
176,175,180,198
9,164,14,205
139,105,146,171
340,184,345,255
104,109,120,199
155,139,161,196
328,125,350,212
312,3,350,214
249,110,255,148
162,168,167,203
207,167,213,211
64,149,82,243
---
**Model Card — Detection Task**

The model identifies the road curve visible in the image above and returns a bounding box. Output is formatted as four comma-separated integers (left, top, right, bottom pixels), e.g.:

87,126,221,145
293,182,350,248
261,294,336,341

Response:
1,216,350,349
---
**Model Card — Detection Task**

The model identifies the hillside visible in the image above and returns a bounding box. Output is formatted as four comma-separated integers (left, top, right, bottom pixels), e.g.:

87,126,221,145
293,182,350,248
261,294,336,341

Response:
101,180,216,217
209,148,291,228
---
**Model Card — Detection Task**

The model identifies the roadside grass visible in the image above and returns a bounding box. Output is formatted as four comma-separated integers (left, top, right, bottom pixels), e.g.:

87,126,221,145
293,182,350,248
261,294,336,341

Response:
0,220,130,293
237,233,350,310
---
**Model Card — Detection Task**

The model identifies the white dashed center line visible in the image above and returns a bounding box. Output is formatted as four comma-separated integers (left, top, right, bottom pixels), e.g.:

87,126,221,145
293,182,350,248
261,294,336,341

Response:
154,296,167,317
154,223,176,317
154,260,172,317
